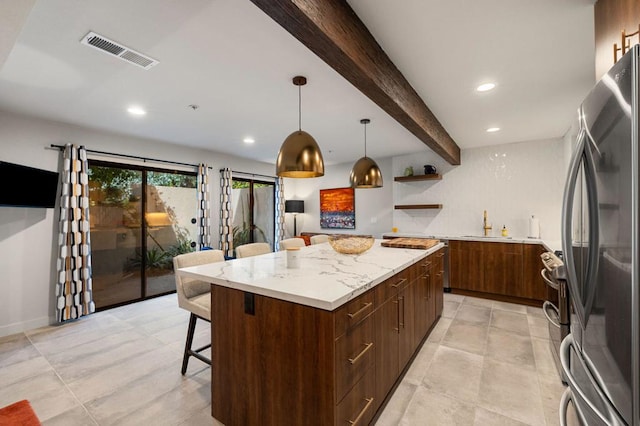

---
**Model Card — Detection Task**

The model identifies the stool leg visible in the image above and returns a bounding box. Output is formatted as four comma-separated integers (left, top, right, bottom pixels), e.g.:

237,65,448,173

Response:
181,313,197,375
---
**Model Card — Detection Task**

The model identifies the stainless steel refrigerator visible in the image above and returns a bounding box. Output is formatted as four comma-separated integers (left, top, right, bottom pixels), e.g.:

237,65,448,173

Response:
559,45,639,425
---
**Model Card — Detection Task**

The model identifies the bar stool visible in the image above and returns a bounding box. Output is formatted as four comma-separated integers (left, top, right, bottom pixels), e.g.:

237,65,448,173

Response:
279,238,306,250
173,249,225,374
235,242,272,258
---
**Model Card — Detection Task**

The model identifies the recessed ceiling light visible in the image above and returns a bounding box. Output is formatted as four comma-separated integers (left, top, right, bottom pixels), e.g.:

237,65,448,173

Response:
127,106,146,116
476,83,496,92
243,137,255,144
486,127,500,133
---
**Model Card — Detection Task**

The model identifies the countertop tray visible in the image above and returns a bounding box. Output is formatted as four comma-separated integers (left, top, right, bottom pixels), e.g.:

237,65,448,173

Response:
381,238,440,250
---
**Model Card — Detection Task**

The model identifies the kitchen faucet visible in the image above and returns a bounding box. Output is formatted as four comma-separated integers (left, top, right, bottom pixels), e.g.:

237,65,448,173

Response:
483,210,492,236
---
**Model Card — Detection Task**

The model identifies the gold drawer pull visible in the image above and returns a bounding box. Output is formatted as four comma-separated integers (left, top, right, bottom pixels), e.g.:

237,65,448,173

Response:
348,342,374,364
348,397,374,425
390,278,407,288
347,302,373,319
438,252,445,258
422,261,432,267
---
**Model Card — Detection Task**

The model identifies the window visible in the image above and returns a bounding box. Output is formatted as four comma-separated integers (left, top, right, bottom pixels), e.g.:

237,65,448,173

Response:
231,177,275,253
88,161,198,309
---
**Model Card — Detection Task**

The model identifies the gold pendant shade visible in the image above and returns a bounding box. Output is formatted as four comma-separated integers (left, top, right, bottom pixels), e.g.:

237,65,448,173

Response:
276,76,324,178
276,130,324,178
350,156,383,188
350,118,383,188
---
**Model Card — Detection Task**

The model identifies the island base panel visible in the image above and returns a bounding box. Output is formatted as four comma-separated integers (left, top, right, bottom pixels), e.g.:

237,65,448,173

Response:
211,285,335,426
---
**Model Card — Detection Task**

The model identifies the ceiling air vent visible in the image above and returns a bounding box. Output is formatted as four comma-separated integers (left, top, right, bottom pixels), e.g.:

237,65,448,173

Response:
80,31,159,70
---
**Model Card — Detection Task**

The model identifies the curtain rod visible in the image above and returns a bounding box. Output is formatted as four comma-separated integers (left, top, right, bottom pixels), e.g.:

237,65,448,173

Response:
223,169,276,180
50,144,211,169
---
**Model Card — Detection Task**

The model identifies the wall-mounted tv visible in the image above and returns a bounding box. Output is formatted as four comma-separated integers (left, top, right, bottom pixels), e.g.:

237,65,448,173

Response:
0,161,59,208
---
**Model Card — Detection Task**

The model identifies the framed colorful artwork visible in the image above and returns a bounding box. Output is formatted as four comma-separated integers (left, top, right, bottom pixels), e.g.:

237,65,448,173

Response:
320,187,355,229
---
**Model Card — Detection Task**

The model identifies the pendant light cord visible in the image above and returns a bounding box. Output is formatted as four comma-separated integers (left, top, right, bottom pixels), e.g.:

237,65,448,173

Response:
298,84,302,131
364,121,367,157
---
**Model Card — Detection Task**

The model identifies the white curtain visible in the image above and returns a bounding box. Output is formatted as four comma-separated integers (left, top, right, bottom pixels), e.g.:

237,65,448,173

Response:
197,164,211,250
56,144,94,322
274,177,285,251
219,168,233,257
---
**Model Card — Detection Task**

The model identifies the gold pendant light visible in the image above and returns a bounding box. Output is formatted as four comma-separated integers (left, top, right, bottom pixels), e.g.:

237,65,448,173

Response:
276,76,324,178
350,118,383,188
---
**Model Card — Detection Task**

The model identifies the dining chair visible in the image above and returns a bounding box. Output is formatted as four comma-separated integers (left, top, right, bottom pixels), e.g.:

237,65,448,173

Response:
173,249,225,374
235,242,272,258
279,237,306,250
310,234,329,245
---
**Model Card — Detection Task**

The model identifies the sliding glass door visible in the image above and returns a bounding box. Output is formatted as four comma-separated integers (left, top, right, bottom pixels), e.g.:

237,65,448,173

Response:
232,177,275,253
88,161,197,309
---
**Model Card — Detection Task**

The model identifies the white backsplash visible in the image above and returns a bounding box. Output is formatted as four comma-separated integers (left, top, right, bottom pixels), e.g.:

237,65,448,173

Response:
392,138,567,240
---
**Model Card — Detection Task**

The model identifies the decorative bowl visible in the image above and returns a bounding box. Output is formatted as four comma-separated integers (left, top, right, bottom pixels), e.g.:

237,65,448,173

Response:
328,235,375,254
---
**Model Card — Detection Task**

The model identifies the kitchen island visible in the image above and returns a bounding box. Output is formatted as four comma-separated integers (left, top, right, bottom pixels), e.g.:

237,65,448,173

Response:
177,240,445,425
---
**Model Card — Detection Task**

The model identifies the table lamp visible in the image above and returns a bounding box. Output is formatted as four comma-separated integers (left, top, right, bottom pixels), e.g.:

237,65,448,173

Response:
285,200,304,236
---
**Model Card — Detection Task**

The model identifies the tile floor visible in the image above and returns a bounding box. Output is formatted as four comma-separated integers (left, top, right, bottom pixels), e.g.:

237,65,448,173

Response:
375,293,569,426
0,293,568,425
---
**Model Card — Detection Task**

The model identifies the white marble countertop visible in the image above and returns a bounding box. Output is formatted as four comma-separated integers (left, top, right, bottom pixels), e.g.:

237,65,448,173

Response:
381,232,561,253
176,240,444,311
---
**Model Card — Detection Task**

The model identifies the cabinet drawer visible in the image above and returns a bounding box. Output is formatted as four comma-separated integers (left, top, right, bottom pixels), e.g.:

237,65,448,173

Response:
433,248,445,271
336,367,376,426
418,256,433,276
335,290,375,337
375,267,410,304
335,315,375,403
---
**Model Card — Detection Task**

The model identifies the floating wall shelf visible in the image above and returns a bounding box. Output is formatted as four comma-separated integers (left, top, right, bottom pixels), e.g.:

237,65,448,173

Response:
394,204,443,210
394,174,442,182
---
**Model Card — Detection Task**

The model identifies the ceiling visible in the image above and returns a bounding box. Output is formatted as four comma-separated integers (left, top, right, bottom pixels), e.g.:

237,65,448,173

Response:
0,0,596,167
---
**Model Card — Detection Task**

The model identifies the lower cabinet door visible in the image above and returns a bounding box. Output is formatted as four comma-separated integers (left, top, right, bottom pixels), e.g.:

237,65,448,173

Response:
398,285,416,368
374,299,400,407
336,368,376,426
433,271,443,318
413,266,430,346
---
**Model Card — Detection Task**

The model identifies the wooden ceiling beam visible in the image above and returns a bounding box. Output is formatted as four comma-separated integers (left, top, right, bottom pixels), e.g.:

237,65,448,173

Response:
249,0,461,165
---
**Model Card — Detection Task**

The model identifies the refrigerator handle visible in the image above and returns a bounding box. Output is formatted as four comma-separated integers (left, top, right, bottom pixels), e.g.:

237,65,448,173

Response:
561,128,585,321
560,335,626,425
581,135,601,321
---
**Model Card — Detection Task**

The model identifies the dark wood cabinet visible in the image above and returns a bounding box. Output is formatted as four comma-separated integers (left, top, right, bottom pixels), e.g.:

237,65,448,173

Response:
212,249,443,426
449,240,547,305
374,262,417,409
522,243,547,301
398,284,416,368
211,286,335,425
433,249,444,316
374,293,400,410
413,255,440,350
449,240,484,291
484,242,524,297
373,249,442,419
595,0,640,80
412,258,431,347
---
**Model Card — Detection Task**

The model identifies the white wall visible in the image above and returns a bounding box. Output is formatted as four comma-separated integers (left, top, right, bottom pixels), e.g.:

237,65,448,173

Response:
0,110,276,337
392,138,567,240
0,108,570,337
284,157,394,238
